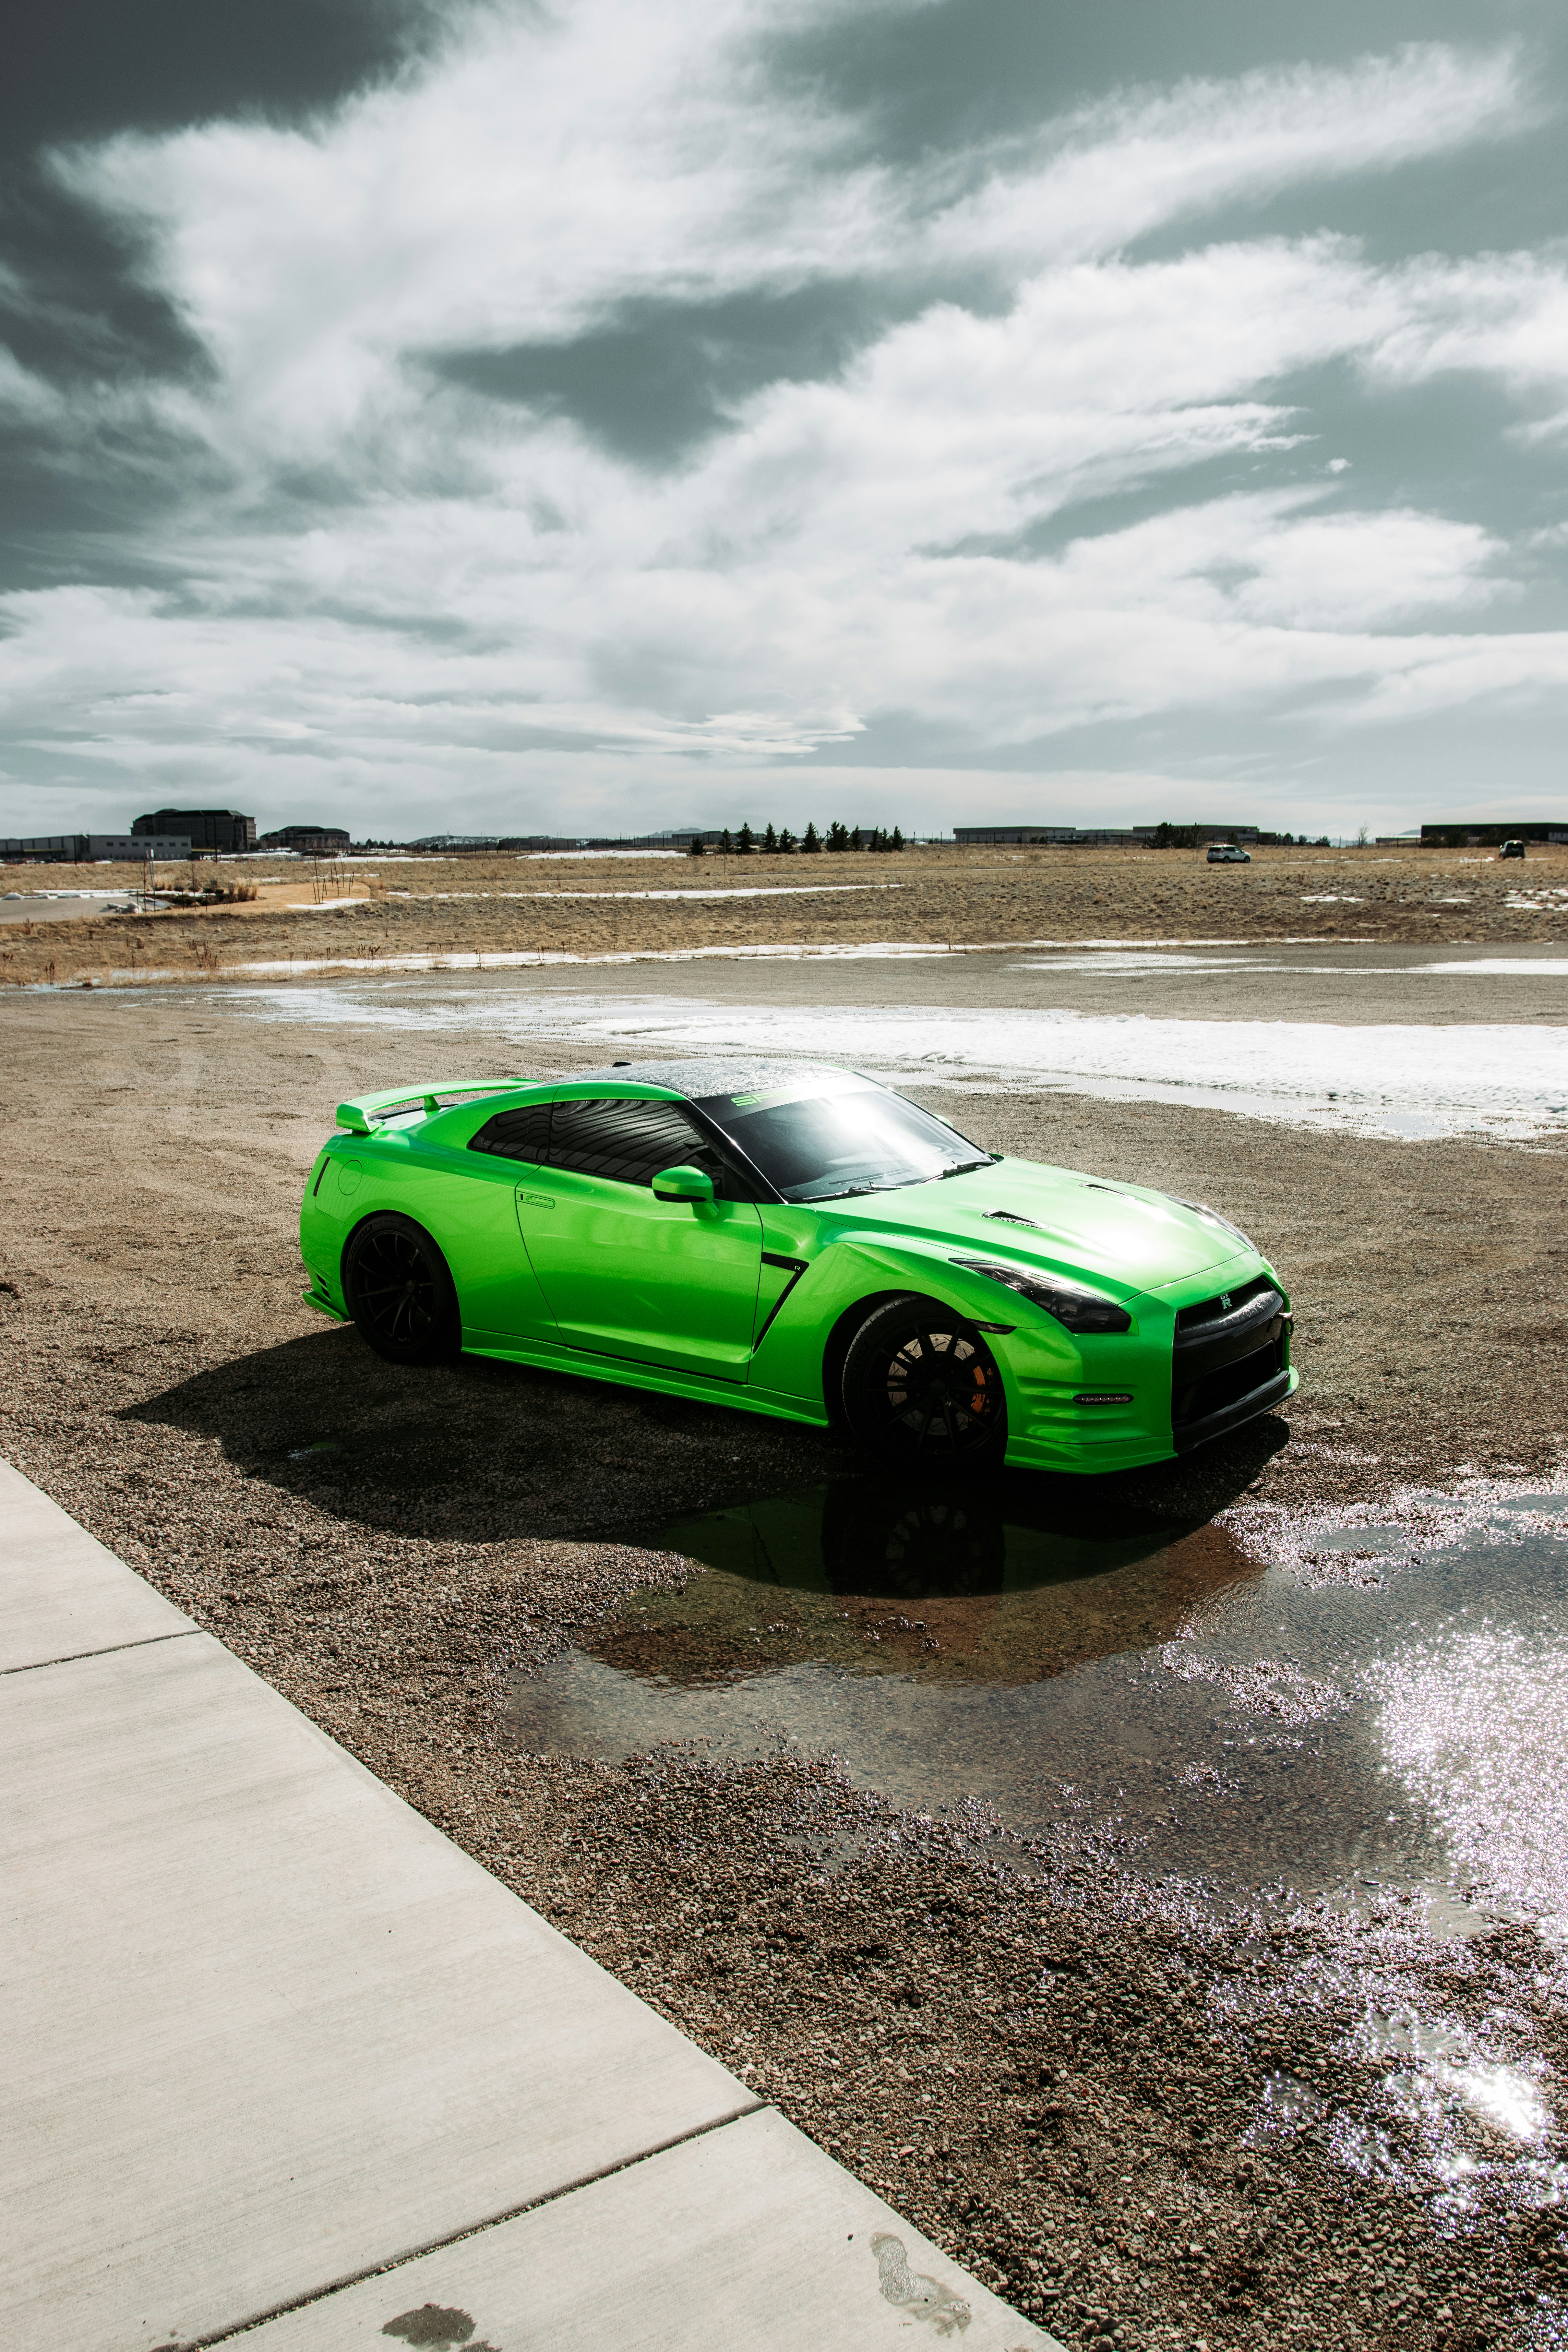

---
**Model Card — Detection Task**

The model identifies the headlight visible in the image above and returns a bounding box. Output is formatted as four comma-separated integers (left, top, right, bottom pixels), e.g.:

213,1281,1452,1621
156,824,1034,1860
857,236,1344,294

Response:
1166,1195,1255,1252
951,1259,1132,1333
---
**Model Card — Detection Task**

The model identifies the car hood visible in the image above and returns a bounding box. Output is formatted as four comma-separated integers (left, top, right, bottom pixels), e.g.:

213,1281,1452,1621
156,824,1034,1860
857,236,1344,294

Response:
819,1156,1251,1291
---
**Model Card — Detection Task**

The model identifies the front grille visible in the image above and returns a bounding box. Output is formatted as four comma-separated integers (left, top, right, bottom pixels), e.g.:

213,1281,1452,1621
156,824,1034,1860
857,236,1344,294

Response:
1177,1342,1284,1423
1172,1278,1291,1450
1176,1273,1276,1332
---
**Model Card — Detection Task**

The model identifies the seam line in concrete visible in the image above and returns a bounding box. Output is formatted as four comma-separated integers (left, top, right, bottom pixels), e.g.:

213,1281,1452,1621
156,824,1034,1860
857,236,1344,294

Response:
0,1627,200,1677
176,2097,771,2348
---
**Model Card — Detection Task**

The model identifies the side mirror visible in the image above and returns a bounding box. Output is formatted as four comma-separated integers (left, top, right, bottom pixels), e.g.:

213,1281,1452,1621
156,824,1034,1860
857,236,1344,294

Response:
652,1163,715,1204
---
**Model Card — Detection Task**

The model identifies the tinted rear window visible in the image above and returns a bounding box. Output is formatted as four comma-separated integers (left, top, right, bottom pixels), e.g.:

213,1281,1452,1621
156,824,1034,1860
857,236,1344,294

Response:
470,1094,753,1195
547,1097,705,1185
469,1102,553,1162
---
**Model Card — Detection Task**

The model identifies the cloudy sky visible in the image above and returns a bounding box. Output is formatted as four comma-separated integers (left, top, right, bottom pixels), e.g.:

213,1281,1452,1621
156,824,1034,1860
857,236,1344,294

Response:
3,0,1567,843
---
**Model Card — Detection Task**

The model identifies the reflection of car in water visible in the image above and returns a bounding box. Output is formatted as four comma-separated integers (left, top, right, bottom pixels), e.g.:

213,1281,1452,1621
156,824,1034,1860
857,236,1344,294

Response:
302,1056,1295,1478
605,1472,1269,1688
824,1483,1006,1597
658,1475,1207,1599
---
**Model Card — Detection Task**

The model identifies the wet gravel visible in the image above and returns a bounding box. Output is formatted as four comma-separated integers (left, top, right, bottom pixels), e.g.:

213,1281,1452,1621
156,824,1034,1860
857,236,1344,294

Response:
2,991,1567,2349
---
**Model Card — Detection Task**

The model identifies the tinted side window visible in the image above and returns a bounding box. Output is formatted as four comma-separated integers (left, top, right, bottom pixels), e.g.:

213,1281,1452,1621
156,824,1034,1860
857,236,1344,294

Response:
547,1097,707,1186
468,1102,553,1162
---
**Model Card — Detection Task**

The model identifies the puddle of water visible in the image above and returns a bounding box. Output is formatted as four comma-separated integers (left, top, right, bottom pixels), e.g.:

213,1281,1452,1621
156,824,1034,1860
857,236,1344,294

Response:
504,1476,1568,1943
507,1477,1274,1849
594,1476,1250,1689
496,1465,1568,2215
1306,1527,1409,1556
1373,1627,1568,1945
1354,2009,1550,2145
206,981,1568,1140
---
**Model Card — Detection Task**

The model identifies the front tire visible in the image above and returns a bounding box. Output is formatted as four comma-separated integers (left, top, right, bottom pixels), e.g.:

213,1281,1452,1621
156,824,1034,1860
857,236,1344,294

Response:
344,1213,460,1365
840,1294,1007,1473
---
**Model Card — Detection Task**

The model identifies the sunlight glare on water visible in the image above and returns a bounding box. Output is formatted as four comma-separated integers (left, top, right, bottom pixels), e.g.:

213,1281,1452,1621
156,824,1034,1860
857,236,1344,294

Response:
1374,1628,1568,1943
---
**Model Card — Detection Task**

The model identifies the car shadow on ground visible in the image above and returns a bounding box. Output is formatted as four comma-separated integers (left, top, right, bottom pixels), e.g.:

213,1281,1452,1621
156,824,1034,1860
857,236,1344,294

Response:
124,1322,1288,1570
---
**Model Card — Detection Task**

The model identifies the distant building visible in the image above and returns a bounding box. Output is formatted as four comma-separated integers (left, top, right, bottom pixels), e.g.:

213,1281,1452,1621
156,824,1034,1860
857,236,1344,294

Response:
953,825,1081,845
259,824,352,855
0,831,191,863
1420,821,1568,848
1157,825,1261,846
498,832,755,851
132,807,256,852
954,823,1260,846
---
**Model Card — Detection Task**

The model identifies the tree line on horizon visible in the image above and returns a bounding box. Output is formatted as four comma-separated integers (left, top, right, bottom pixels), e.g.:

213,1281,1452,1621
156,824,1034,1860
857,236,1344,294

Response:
689,821,904,855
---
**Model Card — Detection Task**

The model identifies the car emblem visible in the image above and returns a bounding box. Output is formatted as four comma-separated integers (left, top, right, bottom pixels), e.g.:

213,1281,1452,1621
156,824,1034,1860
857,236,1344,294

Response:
1220,1292,1232,1310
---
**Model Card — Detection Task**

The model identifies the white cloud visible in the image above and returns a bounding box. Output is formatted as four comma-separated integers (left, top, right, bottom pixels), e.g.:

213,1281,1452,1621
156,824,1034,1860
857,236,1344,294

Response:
49,21,1528,462
4,5,1566,833
930,42,1529,268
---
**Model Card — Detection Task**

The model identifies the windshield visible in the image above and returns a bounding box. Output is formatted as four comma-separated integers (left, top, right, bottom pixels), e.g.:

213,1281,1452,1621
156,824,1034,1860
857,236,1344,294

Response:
696,1079,991,1202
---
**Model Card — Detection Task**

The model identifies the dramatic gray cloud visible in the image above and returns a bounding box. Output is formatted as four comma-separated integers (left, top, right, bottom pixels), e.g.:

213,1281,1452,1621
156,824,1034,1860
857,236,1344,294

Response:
2,0,1566,840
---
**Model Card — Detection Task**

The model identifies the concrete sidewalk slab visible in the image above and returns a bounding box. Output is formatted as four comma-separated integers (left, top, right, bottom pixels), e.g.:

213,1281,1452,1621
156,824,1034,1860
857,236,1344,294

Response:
2,1460,1054,2352
246,2105,1055,2351
4,1631,752,2351
0,1455,192,1670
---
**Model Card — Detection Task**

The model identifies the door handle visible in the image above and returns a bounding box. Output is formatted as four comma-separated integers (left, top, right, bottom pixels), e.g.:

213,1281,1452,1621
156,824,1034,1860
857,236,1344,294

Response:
519,1191,555,1209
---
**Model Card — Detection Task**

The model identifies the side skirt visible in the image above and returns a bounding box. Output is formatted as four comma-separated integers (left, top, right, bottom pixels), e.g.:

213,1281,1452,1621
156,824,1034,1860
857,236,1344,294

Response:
459,1333,831,1428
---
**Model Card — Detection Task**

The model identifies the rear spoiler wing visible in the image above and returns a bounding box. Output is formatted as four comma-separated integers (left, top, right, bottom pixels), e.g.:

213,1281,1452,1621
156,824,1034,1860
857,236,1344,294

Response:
335,1078,534,1133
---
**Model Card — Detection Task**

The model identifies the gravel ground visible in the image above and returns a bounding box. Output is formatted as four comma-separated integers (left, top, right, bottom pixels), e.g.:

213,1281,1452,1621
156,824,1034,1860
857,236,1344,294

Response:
3,989,1566,2350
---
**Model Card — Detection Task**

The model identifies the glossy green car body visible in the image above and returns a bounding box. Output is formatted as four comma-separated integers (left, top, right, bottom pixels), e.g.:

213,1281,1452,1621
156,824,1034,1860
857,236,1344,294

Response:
299,1058,1296,1474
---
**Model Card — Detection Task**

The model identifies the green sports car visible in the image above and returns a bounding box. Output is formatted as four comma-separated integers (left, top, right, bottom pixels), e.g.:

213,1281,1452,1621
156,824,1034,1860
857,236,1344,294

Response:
300,1058,1295,1474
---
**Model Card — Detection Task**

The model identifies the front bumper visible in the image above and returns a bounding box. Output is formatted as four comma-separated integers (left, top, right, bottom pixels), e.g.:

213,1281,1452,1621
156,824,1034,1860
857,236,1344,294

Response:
998,1262,1296,1473
1171,1278,1292,1451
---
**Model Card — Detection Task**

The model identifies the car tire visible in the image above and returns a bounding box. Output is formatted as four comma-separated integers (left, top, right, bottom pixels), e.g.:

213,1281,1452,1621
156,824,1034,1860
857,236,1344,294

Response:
344,1213,461,1366
840,1294,1008,1473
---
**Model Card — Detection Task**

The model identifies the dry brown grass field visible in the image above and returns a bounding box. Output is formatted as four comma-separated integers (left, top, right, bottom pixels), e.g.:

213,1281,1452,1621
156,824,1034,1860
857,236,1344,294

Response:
2,838,1565,989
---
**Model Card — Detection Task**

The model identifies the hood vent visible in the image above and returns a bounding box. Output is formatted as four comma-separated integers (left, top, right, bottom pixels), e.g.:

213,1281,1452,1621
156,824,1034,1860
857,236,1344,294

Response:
983,1209,1041,1228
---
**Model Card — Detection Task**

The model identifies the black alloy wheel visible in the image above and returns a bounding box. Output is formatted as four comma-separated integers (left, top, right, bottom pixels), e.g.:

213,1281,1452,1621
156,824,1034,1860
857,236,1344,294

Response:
841,1294,1007,1472
344,1213,460,1366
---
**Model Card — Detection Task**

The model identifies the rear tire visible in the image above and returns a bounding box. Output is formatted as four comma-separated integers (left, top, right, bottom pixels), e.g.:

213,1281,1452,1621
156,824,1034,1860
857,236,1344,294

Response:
840,1294,1007,1473
344,1213,460,1366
